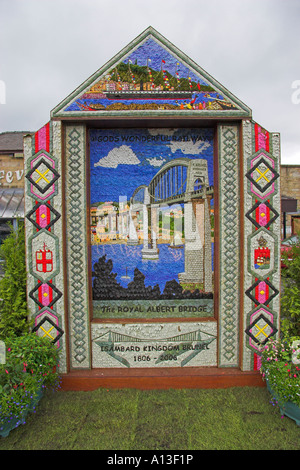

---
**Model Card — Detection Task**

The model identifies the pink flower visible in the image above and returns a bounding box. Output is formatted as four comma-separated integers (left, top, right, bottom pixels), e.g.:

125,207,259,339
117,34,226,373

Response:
5,370,8,374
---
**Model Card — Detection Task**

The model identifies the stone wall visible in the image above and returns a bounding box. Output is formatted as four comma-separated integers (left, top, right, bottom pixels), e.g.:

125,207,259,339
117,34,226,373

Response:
281,165,300,206
280,165,300,236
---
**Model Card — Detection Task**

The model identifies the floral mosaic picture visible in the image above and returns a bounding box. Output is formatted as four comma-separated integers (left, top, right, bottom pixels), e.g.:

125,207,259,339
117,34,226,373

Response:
66,38,237,113
90,128,215,319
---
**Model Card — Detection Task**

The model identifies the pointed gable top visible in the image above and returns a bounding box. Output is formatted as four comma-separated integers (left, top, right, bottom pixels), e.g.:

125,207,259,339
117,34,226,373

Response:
51,26,251,118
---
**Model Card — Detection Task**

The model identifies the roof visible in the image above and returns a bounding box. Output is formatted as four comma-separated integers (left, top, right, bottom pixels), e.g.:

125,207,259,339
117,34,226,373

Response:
51,26,252,119
0,188,24,219
0,131,33,152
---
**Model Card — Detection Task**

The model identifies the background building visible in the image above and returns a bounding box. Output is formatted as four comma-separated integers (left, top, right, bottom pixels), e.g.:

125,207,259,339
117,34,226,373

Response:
280,165,300,237
0,131,32,243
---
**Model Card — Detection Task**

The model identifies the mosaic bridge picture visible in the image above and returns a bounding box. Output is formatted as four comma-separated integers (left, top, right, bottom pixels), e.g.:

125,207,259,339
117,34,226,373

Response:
90,128,214,319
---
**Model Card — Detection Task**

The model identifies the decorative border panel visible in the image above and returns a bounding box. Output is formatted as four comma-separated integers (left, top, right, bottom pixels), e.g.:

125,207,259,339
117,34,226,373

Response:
65,125,91,369
24,122,67,373
242,120,281,371
218,124,240,367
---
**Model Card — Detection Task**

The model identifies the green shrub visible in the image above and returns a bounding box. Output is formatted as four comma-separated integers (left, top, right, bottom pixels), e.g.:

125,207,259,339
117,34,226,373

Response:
0,221,29,339
5,333,60,388
0,333,60,433
0,358,41,431
260,337,300,407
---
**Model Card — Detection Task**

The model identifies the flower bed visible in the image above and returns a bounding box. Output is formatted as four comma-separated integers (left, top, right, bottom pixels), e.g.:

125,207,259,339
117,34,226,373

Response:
260,336,300,425
0,333,60,437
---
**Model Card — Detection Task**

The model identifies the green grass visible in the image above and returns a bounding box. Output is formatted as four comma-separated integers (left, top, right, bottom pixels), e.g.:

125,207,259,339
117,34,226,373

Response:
0,387,299,450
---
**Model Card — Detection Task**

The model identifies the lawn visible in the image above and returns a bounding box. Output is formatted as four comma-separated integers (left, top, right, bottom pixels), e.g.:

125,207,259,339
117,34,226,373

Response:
0,386,299,450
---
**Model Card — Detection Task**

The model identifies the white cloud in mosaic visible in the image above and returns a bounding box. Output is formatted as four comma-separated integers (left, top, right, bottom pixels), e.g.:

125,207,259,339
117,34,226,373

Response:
94,145,140,168
168,140,211,155
146,156,166,167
